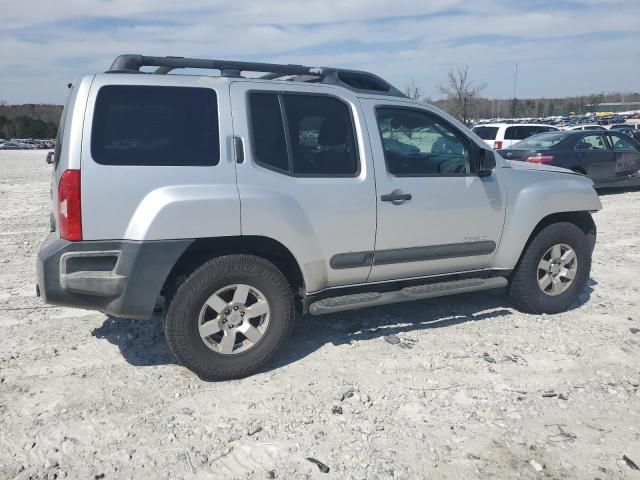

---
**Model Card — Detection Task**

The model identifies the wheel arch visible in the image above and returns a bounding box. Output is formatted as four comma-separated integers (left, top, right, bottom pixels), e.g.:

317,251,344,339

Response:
509,211,596,275
161,235,305,304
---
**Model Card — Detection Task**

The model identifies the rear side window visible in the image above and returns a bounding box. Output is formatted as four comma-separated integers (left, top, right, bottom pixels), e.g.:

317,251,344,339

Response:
53,88,73,167
249,92,358,176
91,85,219,166
472,126,498,140
249,93,289,172
505,126,539,140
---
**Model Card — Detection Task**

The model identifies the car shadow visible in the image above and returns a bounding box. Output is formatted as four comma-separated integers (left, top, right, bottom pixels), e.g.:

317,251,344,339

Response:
91,315,176,367
91,279,597,375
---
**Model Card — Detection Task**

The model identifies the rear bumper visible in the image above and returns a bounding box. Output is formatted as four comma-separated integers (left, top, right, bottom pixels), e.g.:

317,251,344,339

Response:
36,234,191,319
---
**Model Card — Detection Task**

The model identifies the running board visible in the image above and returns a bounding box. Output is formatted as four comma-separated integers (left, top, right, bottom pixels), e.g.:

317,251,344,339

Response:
308,277,508,315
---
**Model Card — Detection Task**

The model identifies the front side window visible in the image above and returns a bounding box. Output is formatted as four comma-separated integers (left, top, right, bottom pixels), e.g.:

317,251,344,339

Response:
376,107,470,176
248,92,359,176
91,85,219,166
575,134,608,150
608,133,639,151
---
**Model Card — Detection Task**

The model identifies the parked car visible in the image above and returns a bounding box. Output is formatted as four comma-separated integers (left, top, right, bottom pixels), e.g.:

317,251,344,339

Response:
564,124,607,131
609,124,640,142
37,54,601,380
0,141,26,150
497,130,640,186
471,123,559,150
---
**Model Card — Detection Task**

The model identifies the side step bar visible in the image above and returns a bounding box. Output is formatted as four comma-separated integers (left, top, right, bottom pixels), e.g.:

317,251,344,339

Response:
308,277,508,315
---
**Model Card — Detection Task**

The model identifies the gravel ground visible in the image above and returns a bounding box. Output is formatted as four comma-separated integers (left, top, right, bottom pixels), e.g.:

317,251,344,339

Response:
1,151,639,480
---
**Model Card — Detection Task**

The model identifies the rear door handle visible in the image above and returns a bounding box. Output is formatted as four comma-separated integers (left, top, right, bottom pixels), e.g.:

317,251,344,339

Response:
233,136,245,164
381,189,412,204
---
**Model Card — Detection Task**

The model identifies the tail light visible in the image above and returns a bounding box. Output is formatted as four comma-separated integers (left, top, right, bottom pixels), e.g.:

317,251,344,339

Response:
58,169,82,241
526,155,555,164
493,140,503,149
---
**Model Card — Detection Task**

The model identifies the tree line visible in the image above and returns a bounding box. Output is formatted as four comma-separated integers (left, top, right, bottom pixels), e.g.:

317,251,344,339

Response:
0,104,62,139
0,116,58,139
405,67,640,122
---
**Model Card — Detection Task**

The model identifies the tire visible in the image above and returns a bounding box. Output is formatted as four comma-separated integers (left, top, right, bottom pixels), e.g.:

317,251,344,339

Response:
164,254,295,380
508,222,592,314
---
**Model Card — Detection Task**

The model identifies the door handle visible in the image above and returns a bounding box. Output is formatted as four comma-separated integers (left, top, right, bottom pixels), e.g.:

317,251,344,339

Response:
233,136,245,164
381,189,412,204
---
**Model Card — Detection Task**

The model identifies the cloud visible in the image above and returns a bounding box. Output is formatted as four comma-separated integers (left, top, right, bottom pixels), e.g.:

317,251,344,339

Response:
0,0,639,103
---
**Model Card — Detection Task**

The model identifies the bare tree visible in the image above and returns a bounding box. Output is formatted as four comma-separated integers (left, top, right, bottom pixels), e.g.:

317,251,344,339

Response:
438,66,486,123
404,79,423,101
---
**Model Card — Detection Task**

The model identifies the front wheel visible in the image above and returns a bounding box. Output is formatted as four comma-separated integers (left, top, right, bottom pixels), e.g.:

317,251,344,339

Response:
508,222,593,314
164,255,295,380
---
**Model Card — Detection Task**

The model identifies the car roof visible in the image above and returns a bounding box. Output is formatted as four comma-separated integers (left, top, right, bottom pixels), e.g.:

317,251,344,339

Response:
104,54,408,99
92,72,411,103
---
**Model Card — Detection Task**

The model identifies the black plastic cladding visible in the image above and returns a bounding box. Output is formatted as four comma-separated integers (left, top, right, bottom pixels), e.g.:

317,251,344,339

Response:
106,54,408,98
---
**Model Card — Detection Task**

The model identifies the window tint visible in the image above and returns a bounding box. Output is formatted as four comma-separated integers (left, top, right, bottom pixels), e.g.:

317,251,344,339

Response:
91,86,219,166
54,88,73,167
249,93,289,171
248,92,359,176
608,133,639,151
472,126,498,140
575,134,608,150
505,126,544,140
283,95,358,175
376,108,470,176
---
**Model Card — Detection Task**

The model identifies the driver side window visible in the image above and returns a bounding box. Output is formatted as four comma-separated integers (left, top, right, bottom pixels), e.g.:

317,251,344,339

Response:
375,107,470,176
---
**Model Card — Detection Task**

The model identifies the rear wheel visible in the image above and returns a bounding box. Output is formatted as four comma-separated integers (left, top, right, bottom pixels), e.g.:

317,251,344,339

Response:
509,222,592,314
164,255,295,380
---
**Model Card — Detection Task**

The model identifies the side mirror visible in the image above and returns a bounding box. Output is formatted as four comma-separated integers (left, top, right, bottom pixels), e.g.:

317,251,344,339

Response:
46,151,54,165
477,148,496,177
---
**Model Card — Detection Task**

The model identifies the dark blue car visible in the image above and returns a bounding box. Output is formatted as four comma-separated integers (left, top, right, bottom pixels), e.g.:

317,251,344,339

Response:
498,130,640,187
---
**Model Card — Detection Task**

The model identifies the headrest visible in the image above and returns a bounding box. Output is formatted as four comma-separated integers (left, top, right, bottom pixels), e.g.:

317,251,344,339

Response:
318,117,348,146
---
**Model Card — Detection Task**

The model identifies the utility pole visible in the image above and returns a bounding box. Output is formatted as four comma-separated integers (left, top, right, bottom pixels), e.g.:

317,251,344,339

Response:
513,63,518,100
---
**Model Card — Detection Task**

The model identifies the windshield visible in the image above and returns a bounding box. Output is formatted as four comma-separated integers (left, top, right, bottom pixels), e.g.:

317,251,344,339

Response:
511,132,569,149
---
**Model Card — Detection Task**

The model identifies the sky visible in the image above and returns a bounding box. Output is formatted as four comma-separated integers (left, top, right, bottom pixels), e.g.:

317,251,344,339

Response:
1,0,639,104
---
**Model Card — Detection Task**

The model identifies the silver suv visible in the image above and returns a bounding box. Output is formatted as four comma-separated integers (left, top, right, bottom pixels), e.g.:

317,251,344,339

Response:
37,55,602,380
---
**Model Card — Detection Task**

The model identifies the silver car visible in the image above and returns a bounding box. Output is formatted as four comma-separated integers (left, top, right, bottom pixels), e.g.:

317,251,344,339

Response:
37,55,602,380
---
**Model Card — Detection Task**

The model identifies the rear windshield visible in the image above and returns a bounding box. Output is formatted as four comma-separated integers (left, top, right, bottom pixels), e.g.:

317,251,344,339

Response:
505,125,555,140
91,85,219,166
511,132,569,149
472,126,498,140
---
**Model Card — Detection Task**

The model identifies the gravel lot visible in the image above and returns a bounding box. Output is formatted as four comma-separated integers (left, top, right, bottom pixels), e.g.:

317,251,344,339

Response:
1,151,639,479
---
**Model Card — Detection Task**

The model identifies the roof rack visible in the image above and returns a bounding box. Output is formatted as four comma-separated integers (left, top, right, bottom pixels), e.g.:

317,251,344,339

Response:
107,54,407,98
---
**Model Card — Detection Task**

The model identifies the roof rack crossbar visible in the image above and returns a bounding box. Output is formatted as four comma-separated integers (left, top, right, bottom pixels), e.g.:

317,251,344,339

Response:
109,55,321,77
107,54,407,98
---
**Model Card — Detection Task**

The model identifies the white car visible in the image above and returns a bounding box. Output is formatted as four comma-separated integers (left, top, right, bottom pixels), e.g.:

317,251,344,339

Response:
564,124,607,131
471,123,559,149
